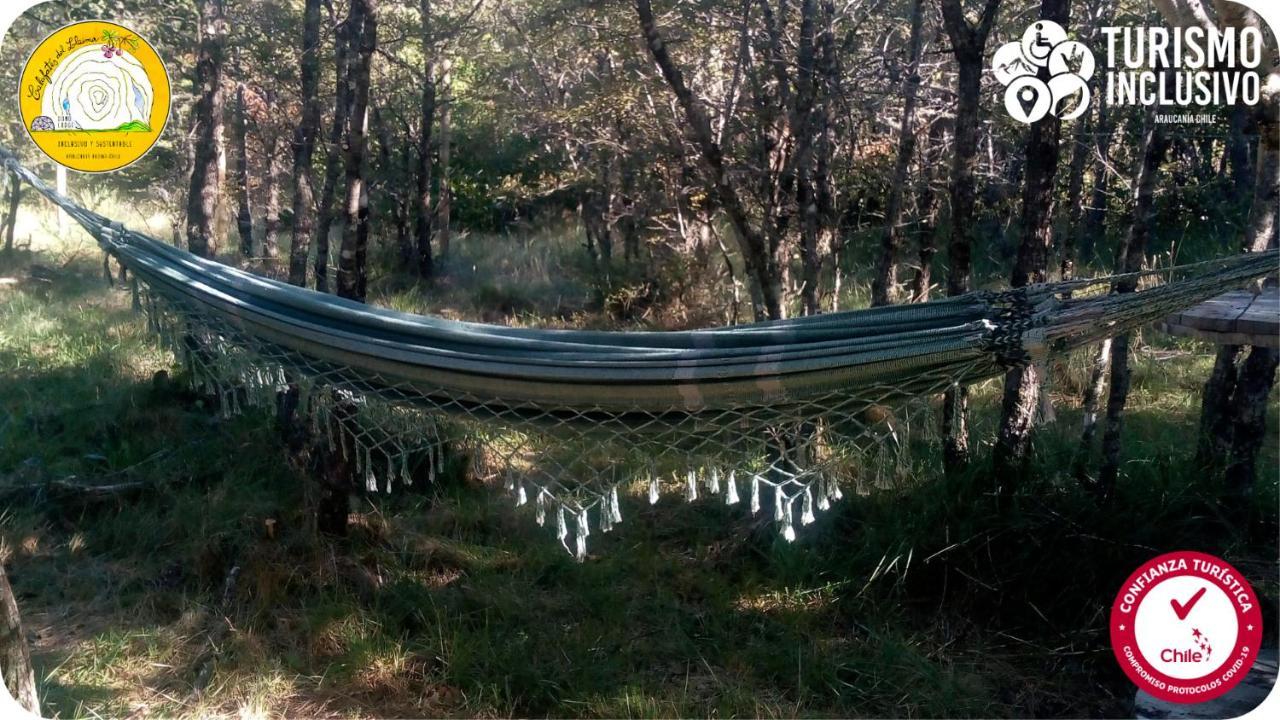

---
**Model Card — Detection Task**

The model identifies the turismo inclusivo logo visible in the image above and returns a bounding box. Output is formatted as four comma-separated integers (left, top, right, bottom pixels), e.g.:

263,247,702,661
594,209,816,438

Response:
992,21,1094,125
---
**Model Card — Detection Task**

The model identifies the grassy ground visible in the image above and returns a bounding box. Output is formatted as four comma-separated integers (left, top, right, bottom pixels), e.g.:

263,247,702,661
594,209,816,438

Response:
1,207,1276,718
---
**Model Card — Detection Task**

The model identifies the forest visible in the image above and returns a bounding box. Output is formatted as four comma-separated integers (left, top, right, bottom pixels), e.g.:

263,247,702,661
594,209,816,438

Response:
0,0,1277,717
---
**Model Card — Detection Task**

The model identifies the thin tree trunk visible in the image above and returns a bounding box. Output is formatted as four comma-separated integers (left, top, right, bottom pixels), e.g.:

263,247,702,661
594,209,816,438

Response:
871,0,924,307
910,119,947,303
635,0,783,320
336,0,376,302
314,10,355,292
1060,110,1091,280
263,129,282,261
286,0,322,287
2,173,19,253
1073,336,1112,483
185,0,228,258
416,0,436,278
993,0,1070,498
437,58,453,262
1097,118,1169,497
1080,103,1115,262
233,83,254,257
1,561,39,715
1227,102,1254,198
939,0,1002,473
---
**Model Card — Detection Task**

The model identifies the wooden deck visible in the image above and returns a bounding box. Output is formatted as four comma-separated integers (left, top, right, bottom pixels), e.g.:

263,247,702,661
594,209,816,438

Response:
1157,288,1279,347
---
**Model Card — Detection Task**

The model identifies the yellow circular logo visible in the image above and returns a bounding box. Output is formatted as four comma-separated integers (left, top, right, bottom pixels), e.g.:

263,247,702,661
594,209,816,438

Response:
19,20,170,173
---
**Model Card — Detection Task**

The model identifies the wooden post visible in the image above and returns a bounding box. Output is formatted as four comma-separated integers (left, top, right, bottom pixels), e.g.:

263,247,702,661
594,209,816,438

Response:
1,561,39,715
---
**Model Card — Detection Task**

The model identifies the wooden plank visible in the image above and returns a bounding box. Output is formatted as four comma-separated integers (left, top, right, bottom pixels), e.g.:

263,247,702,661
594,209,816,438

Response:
1159,288,1279,346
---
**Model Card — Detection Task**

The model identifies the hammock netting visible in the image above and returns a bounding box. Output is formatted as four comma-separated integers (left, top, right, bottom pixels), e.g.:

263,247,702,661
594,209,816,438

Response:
4,147,1277,558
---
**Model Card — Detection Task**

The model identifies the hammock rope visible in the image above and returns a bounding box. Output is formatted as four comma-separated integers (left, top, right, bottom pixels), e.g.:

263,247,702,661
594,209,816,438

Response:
3,146,1276,557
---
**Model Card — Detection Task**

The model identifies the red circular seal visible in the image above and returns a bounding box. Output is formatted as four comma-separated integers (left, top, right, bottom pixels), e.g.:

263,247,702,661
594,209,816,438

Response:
1110,550,1262,703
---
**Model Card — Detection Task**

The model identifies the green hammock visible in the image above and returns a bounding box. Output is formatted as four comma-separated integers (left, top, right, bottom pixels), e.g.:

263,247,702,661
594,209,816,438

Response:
3,146,1275,557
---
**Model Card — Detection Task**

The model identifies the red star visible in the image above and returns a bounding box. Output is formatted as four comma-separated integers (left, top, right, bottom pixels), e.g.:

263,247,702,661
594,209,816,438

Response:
1192,628,1202,638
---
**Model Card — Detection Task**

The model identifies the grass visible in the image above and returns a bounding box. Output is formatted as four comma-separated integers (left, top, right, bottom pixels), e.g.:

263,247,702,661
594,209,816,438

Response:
0,204,1276,718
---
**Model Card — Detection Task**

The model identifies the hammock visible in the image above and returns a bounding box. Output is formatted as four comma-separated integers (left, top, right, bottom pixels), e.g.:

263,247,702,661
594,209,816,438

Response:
3,147,1276,557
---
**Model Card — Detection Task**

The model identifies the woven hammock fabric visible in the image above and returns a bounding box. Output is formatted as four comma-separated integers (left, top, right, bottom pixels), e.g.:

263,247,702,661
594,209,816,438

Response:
3,146,1276,557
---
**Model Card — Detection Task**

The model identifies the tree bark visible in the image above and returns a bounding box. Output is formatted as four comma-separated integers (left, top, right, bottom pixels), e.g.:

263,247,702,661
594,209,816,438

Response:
1096,118,1170,497
314,9,356,292
286,0,322,287
1,561,39,715
939,0,1002,473
416,0,436,278
872,0,925,307
233,83,254,257
992,0,1070,497
336,0,377,302
185,0,228,259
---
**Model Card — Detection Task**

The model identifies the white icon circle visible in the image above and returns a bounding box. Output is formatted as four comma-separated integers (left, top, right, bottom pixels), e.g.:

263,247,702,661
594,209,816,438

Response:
1133,575,1240,681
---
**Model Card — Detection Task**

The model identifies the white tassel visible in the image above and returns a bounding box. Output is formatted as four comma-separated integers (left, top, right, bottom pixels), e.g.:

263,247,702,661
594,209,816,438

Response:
556,506,568,541
536,490,547,526
774,485,785,522
751,474,761,514
782,520,796,542
726,470,740,505
708,467,720,494
575,509,589,561
801,488,815,525
685,470,698,501
609,486,623,524
516,483,528,506
649,474,660,505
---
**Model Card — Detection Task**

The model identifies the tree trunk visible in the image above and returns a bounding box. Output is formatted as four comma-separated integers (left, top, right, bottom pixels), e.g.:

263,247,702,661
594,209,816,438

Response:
185,0,228,258
233,83,254,257
2,173,19,253
437,58,453,262
1060,110,1091,280
938,0,1002,473
263,129,282,261
1079,102,1114,263
1096,118,1169,497
1,561,39,715
993,0,1070,498
373,109,411,270
416,0,436,278
1073,337,1112,483
635,0,784,319
314,10,356,292
909,119,946,303
871,0,924,307
336,0,376,302
286,0,322,287
1227,102,1254,198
